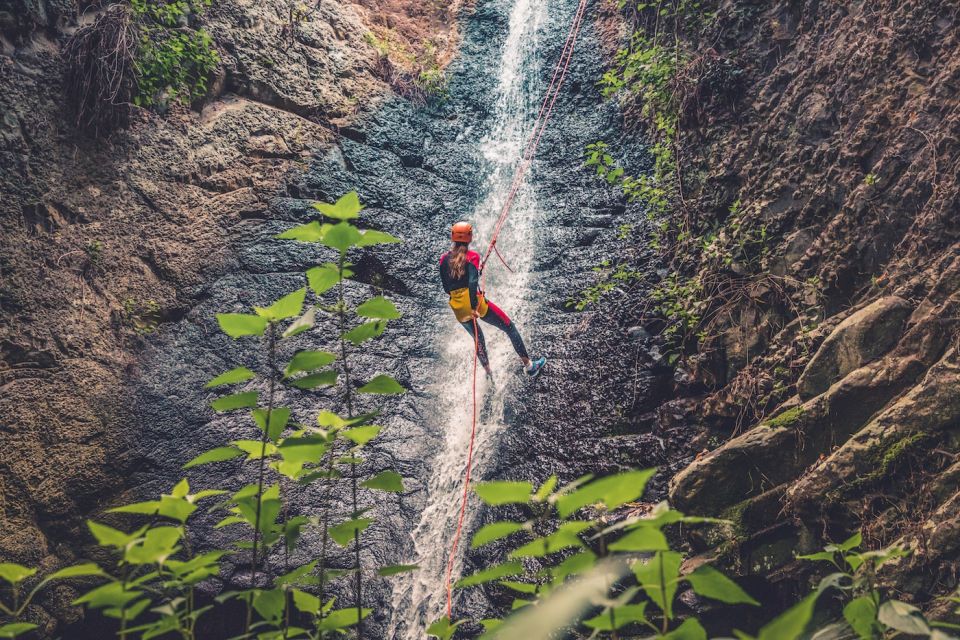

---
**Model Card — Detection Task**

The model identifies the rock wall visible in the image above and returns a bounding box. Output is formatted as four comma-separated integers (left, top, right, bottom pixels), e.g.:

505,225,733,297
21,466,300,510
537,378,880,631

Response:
0,0,458,632
610,0,959,613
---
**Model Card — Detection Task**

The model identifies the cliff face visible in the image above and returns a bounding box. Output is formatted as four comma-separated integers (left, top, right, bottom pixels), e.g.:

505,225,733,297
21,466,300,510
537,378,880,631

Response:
0,0,457,630
611,0,959,611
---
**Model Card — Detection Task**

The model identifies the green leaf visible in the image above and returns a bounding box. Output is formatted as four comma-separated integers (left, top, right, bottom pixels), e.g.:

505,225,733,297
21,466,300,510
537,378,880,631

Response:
358,374,405,394
277,220,326,242
329,518,372,547
291,589,320,615
316,607,371,631
289,370,339,389
356,296,401,320
252,407,291,442
471,522,525,548
184,446,243,468
278,436,328,465
796,550,836,563
306,264,341,294
205,367,255,388
844,596,878,640
358,229,402,246
73,581,142,610
836,531,863,552
124,526,182,565
556,469,655,518
584,603,648,631
253,588,285,624
313,191,363,221
283,307,316,338
342,425,382,446
455,561,523,589
550,550,597,584
509,521,592,559
254,288,306,322
685,565,759,605
378,564,418,577
87,521,138,548
607,526,669,552
285,350,337,377
534,475,558,502
427,616,466,640
877,600,930,636
474,481,532,506
362,471,404,493
663,617,708,639
343,320,388,345
752,590,821,640
0,564,36,585
217,313,268,338
322,221,363,253
211,391,259,412
633,551,683,620
46,562,106,581
0,623,38,638
499,580,537,594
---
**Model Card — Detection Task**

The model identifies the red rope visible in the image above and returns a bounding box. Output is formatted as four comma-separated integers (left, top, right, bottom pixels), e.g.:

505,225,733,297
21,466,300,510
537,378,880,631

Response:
443,0,589,621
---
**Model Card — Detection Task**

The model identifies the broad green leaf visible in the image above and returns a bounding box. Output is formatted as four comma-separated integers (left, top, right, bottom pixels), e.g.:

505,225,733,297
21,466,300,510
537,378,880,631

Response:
289,370,339,389
283,307,316,338
455,561,523,588
254,288,306,322
87,521,137,548
608,526,669,552
510,521,592,558
285,350,337,377
796,550,836,563
313,191,363,220
550,550,597,584
329,518,372,547
685,565,759,605
358,374,405,394
663,617,708,639
316,607,371,631
343,320,387,345
46,563,106,581
124,526,182,565
0,564,36,585
253,588,285,624
752,590,820,640
584,603,648,631
471,522,525,548
0,623,38,638
233,439,278,460
252,407,291,442
835,531,863,552
217,313,268,338
317,410,350,430
210,391,258,412
357,229,401,246
277,220,325,242
362,471,404,493
342,425,382,446
356,296,401,320
306,264,341,294
172,478,189,498
73,581,142,610
534,475,558,502
427,616,465,640
556,469,655,518
844,595,878,640
479,619,502,632
474,481,532,506
322,221,363,253
292,589,320,615
877,600,930,636
378,564,418,577
184,446,243,468
633,551,683,619
499,581,537,594
205,367,256,388
278,436,327,465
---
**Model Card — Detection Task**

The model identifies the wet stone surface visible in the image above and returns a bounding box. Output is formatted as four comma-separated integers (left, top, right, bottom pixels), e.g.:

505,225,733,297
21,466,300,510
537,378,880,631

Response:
127,0,664,636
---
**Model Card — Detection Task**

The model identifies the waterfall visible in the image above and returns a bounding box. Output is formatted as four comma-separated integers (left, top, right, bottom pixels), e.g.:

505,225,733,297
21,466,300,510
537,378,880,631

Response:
388,0,549,635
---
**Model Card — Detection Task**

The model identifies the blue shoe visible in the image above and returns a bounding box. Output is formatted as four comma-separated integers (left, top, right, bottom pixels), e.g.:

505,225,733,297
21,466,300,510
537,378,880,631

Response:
526,356,546,378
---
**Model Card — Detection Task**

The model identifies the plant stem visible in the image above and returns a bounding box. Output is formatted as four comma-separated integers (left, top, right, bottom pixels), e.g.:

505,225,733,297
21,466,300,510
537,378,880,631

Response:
249,322,278,631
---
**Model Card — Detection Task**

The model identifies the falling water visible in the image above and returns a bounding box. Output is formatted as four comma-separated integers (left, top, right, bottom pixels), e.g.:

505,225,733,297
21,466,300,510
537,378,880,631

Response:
388,0,549,635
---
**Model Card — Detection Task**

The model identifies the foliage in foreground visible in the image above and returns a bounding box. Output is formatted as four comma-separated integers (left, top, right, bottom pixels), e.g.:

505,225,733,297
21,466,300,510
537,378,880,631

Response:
429,469,957,640
0,192,414,638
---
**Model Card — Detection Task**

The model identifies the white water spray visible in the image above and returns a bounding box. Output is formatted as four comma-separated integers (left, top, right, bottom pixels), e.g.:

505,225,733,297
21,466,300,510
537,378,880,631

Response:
388,0,549,635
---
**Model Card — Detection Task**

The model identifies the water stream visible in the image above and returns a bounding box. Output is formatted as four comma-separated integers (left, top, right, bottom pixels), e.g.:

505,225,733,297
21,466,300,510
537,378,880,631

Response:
389,1,549,634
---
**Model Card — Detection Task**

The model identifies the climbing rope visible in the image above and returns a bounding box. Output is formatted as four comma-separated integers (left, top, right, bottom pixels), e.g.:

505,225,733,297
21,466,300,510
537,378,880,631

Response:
443,0,590,620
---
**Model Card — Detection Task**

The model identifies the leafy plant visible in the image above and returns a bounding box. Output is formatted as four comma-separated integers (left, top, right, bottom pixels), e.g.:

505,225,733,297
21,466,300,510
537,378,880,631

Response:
566,261,643,311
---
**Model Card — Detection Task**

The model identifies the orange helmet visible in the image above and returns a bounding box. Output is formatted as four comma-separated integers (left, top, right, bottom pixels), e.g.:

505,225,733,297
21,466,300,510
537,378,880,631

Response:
451,221,473,243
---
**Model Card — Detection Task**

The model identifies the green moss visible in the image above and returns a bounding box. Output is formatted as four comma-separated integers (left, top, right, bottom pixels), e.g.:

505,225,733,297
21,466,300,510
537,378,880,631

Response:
763,406,804,429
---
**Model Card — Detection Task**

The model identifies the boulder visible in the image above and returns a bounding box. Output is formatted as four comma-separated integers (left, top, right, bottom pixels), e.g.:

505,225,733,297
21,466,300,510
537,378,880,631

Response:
797,296,912,399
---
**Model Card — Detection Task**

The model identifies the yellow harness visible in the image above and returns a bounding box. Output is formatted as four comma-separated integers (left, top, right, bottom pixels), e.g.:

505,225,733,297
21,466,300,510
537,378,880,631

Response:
448,288,489,323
